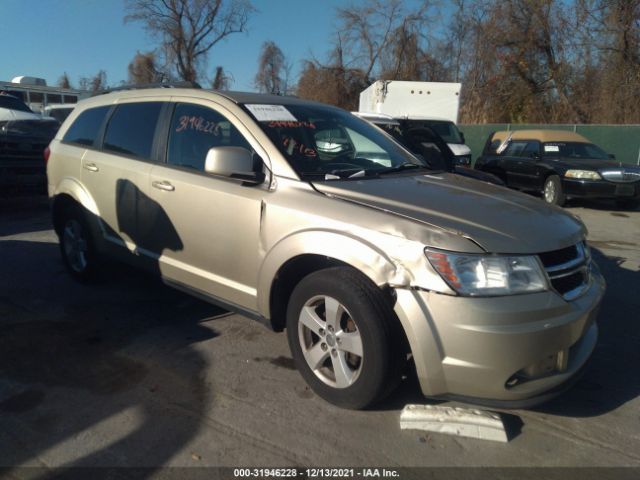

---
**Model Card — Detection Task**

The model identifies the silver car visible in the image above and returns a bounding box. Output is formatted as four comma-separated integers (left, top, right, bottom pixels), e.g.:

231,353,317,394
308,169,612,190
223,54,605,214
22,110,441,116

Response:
46,87,605,409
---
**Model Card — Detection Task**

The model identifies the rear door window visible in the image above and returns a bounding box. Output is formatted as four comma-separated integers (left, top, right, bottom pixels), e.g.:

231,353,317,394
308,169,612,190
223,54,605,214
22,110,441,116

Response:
502,140,528,156
521,141,540,157
63,106,111,147
103,102,163,160
167,103,252,171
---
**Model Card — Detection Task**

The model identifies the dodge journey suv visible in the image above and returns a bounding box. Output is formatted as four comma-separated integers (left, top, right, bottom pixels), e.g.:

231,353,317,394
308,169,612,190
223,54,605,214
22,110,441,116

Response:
47,87,605,409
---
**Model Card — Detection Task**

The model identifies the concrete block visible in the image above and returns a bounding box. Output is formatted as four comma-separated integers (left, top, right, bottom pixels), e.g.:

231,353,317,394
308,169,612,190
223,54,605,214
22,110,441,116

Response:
400,404,509,443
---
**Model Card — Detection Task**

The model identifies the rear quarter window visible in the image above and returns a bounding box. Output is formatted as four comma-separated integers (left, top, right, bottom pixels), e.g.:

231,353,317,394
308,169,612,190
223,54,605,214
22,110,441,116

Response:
103,102,163,160
62,106,111,146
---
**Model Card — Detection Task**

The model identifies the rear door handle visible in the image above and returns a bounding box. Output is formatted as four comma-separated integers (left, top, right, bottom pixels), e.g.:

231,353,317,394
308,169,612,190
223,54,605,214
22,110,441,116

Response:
83,163,99,172
152,180,175,192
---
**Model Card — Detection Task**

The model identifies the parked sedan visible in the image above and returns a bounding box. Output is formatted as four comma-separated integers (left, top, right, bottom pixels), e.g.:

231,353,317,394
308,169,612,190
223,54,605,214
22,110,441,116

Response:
474,129,640,208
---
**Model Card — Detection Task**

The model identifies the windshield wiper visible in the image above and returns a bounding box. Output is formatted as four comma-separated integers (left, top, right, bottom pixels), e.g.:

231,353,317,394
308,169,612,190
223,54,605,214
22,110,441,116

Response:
378,162,429,175
324,168,379,180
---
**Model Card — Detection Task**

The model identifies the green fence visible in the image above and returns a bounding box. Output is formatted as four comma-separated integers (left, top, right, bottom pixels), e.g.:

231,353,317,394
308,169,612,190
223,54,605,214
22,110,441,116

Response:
459,124,640,166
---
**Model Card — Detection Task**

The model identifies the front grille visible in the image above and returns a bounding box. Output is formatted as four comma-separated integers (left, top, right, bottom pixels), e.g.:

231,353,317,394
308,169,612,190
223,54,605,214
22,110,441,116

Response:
538,245,578,268
550,271,586,294
0,139,48,161
538,243,590,300
601,170,640,183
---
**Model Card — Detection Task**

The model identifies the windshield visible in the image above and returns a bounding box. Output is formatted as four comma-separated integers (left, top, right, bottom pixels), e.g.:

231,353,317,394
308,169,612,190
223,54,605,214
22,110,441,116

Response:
242,103,424,179
372,122,454,171
0,94,33,113
404,119,463,144
542,142,609,160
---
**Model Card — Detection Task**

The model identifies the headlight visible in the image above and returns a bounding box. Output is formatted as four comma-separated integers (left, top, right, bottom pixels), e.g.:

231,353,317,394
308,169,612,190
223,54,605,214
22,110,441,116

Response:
565,170,601,180
425,249,548,296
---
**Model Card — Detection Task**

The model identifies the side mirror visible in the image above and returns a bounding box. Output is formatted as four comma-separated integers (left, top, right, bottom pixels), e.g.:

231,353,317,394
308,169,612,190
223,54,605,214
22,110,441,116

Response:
204,146,265,185
459,132,465,143
609,153,616,160
532,151,541,160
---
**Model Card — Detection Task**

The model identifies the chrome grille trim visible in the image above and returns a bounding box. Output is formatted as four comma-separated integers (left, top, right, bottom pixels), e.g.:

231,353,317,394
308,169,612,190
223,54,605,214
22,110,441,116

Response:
600,170,640,184
544,255,586,273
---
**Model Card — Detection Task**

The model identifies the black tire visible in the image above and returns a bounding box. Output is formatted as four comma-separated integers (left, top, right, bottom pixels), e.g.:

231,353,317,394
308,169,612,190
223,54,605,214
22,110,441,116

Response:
286,267,405,409
58,204,99,283
615,198,639,210
543,175,565,206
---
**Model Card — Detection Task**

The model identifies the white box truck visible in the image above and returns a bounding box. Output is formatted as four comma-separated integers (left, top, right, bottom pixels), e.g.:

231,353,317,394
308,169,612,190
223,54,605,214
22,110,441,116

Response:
358,80,473,165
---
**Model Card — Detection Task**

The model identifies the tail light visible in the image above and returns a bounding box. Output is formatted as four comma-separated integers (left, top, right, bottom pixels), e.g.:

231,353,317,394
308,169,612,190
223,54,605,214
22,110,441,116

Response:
44,145,51,165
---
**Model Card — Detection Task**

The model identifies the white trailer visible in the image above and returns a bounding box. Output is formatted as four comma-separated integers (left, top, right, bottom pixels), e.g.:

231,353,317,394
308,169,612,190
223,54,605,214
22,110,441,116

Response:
358,80,472,164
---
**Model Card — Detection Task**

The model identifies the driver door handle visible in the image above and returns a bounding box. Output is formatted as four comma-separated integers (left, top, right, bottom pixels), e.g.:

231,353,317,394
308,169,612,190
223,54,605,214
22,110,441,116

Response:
83,162,99,172
152,180,175,192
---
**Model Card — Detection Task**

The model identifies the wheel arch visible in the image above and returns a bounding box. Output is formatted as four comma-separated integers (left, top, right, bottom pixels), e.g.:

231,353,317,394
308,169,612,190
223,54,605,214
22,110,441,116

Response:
51,179,100,237
259,231,400,331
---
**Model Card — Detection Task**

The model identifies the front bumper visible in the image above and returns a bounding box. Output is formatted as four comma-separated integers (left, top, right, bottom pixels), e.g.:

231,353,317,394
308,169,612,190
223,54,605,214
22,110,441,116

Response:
393,266,605,407
562,178,640,200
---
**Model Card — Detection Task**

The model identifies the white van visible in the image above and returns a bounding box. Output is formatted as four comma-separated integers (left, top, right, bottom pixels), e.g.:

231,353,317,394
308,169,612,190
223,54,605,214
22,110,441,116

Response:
359,81,473,165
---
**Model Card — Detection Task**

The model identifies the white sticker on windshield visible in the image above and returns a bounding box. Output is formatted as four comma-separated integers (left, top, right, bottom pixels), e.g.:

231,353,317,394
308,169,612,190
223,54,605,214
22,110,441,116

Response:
544,145,560,152
246,104,297,122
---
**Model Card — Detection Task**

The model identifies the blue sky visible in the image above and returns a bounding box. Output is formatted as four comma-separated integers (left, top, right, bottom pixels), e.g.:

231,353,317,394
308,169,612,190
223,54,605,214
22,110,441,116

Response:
0,0,408,91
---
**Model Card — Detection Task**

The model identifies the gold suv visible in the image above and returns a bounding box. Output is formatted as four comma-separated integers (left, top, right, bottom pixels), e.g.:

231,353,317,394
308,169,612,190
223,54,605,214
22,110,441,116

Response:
47,87,605,409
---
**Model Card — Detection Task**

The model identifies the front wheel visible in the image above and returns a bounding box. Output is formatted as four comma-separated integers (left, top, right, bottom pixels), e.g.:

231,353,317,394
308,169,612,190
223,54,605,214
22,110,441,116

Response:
286,267,404,409
543,175,565,206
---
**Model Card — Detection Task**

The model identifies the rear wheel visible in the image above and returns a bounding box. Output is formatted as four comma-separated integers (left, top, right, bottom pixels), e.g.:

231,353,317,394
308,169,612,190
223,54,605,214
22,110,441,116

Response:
59,205,99,282
286,267,405,409
543,175,565,206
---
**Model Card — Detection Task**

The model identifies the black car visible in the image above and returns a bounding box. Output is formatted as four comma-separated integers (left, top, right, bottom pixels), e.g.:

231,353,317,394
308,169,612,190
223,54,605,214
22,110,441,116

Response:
353,112,504,186
0,92,60,194
474,129,640,208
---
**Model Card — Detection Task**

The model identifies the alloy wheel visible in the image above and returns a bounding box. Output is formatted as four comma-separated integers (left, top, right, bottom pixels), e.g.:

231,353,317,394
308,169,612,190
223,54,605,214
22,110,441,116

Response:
297,295,364,388
544,180,556,203
62,219,88,273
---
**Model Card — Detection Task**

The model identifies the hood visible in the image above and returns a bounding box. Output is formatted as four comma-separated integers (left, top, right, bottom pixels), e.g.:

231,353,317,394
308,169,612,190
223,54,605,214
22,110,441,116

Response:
0,109,59,138
0,107,49,122
312,173,585,254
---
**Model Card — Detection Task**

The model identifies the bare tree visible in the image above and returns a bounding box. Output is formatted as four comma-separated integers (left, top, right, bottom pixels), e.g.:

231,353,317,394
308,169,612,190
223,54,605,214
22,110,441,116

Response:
128,51,165,84
296,0,637,123
211,66,233,90
125,0,254,82
297,37,368,110
254,41,286,94
79,70,108,93
296,1,437,108
585,0,640,123
57,72,72,89
454,0,587,123
336,0,436,83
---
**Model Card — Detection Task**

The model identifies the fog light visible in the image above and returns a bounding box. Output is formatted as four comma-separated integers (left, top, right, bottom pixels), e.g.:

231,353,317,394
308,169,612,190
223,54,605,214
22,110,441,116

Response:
505,349,569,388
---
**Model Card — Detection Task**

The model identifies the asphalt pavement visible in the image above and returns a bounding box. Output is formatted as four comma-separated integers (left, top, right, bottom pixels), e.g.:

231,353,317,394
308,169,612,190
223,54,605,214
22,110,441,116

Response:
0,195,639,472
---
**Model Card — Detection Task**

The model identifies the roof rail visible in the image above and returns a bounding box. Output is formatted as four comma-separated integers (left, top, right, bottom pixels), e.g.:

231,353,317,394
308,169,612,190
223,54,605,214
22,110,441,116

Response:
97,81,201,95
